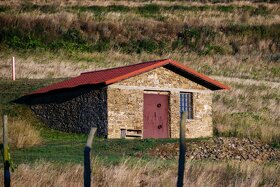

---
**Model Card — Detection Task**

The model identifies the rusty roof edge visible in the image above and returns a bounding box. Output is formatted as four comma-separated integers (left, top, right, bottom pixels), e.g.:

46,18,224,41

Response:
168,59,230,90
104,59,171,85
28,75,83,95
27,58,230,97
81,58,169,75
28,59,170,96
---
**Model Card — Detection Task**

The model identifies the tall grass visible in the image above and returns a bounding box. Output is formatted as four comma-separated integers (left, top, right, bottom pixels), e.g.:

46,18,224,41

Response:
0,159,279,186
0,3,279,55
0,119,42,148
1,51,279,82
213,81,280,146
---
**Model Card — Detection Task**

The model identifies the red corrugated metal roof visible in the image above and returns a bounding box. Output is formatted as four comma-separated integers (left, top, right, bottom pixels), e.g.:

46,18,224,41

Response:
30,59,229,95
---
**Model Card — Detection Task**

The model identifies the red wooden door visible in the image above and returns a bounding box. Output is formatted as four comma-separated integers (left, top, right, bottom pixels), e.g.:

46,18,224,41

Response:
143,94,169,138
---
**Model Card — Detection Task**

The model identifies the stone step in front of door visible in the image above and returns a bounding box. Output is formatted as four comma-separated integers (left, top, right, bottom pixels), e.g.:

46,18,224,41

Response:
120,128,142,139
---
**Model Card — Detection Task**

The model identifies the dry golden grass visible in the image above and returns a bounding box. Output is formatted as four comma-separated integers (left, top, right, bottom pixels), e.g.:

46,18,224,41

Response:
213,81,280,144
1,4,279,26
0,0,279,7
0,159,279,187
1,51,279,82
0,119,42,148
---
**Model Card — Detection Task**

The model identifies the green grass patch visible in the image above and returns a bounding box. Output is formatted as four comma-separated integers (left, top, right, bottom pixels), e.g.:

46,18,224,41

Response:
20,3,58,13
11,125,208,165
223,24,280,40
251,5,270,16
70,4,269,15
0,5,9,12
137,4,161,17
217,5,235,12
71,5,130,18
0,79,63,117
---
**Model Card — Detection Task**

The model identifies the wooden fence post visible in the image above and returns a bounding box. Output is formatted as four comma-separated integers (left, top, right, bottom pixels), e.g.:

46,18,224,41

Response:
177,112,186,187
84,127,97,187
3,115,11,187
12,57,15,81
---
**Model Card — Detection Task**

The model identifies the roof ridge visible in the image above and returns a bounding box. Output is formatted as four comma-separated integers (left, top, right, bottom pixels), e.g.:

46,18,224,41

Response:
80,58,169,75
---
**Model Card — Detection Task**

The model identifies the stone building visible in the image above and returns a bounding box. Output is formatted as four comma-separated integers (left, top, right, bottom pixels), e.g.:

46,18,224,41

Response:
18,59,229,139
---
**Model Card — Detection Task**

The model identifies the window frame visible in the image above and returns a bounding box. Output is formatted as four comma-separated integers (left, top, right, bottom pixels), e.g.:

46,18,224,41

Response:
180,92,194,120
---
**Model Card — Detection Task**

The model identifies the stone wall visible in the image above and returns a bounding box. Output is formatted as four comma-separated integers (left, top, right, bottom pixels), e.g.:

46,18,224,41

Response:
170,91,213,138
107,88,143,138
117,67,206,90
30,86,108,137
107,66,213,138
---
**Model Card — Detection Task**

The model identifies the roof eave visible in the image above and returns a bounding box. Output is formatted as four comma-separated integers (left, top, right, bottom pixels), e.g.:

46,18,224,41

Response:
168,59,230,90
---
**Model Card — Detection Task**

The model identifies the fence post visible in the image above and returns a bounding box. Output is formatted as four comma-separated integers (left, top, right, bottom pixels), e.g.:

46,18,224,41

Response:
3,115,11,187
84,127,97,187
12,57,16,81
177,112,186,187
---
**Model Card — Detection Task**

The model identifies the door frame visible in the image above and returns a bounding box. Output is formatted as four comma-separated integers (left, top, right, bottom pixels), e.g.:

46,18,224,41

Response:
143,91,170,138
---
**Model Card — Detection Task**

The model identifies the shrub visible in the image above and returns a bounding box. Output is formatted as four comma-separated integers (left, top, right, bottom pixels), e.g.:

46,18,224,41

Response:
201,45,226,55
252,5,269,16
0,5,8,12
63,29,86,44
73,5,129,13
163,5,210,12
137,4,160,16
20,3,58,13
120,38,159,54
6,35,43,49
217,5,235,12
108,5,130,12
178,26,217,52
74,5,104,17
92,39,110,52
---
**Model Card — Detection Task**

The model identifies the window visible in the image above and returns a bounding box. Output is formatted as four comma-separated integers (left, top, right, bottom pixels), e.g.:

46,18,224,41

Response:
180,93,194,119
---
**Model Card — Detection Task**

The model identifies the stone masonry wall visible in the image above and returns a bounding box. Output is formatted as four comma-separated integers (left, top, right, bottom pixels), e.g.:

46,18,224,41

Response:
107,88,143,138
170,91,213,138
117,67,206,90
30,87,108,137
107,67,213,138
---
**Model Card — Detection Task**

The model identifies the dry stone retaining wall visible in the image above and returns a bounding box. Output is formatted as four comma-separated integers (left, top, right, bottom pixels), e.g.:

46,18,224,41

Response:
30,86,108,137
149,137,280,162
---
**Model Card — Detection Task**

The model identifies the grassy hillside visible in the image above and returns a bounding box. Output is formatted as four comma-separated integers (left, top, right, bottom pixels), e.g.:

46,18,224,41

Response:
0,0,279,81
0,78,279,186
0,1,279,186
0,3,279,55
214,82,280,146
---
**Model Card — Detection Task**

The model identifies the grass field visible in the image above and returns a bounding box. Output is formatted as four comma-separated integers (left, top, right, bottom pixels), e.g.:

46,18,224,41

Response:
0,0,279,186
0,63,279,186
0,0,279,81
1,159,279,186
